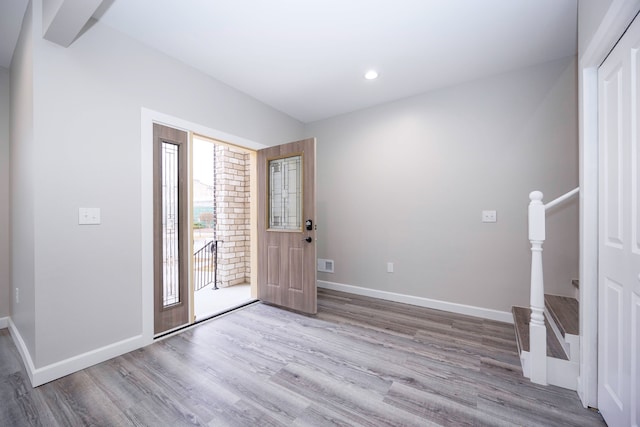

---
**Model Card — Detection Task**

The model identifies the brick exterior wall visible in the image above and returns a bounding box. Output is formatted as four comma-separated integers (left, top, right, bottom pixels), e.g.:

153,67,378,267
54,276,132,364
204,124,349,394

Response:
214,145,251,287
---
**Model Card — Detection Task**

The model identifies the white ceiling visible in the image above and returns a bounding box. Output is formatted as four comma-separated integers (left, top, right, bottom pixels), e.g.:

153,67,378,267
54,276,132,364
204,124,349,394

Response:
2,0,578,123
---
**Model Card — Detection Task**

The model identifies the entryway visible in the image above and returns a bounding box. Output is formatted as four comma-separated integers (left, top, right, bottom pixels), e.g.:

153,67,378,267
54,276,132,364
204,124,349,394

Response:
192,135,254,321
150,119,317,337
152,124,257,336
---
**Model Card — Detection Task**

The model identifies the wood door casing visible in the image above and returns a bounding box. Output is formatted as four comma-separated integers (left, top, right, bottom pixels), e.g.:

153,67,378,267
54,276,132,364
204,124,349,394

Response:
257,138,317,314
153,123,190,334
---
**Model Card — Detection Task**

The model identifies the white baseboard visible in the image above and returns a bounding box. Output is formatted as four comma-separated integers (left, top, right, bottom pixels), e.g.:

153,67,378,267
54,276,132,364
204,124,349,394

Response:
548,358,579,391
0,317,8,329
9,319,146,387
8,319,37,385
318,280,513,324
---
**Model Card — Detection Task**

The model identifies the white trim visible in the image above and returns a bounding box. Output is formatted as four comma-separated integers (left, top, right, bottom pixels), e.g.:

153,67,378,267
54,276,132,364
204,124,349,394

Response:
9,318,145,387
8,319,36,385
140,108,267,343
518,348,579,391
0,317,8,329
578,0,640,408
548,357,579,391
318,280,513,324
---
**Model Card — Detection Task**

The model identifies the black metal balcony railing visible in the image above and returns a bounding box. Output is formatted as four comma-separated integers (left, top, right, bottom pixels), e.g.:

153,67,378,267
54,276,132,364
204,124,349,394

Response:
194,240,222,291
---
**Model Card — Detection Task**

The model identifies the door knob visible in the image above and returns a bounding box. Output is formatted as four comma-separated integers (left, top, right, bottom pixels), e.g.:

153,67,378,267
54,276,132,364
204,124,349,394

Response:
304,237,313,243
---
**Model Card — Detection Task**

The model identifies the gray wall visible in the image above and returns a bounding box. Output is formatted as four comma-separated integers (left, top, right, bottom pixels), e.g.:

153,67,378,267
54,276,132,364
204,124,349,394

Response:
578,0,614,58
12,0,303,368
10,1,36,357
307,56,579,312
0,67,9,319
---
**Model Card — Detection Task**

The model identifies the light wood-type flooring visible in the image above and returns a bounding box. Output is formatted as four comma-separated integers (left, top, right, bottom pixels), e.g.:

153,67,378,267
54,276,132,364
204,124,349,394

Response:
0,289,605,426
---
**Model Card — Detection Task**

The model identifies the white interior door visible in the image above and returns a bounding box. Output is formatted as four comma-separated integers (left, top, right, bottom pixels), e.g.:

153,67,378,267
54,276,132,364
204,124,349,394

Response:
597,14,640,427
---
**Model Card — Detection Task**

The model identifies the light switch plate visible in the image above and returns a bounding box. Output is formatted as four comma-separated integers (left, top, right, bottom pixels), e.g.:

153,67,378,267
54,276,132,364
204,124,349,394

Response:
482,210,497,223
79,207,101,225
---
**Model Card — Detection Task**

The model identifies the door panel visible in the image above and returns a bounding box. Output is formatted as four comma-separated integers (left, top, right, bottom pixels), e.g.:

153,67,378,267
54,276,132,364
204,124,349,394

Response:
289,247,304,291
603,65,624,248
153,123,190,334
267,245,280,287
258,138,317,314
598,14,640,427
603,279,624,407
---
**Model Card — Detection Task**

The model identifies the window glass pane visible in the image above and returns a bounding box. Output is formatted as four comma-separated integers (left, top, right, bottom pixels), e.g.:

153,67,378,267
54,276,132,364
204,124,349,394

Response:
162,142,180,306
269,155,302,230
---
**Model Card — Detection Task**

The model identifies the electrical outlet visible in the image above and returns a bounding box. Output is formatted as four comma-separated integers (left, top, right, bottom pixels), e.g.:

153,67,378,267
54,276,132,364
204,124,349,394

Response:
15,288,19,304
387,262,394,273
482,210,497,223
79,207,101,225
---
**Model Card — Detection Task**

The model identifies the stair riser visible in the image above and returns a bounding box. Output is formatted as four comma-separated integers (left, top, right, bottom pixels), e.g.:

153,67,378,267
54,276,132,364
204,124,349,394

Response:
565,334,579,362
513,293,580,391
518,350,579,391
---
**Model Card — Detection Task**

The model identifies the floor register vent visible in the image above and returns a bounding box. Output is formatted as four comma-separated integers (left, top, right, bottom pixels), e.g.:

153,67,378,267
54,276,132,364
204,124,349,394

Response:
317,259,334,273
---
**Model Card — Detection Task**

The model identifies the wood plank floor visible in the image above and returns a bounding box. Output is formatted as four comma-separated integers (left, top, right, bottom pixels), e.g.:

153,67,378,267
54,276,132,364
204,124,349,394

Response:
0,289,604,426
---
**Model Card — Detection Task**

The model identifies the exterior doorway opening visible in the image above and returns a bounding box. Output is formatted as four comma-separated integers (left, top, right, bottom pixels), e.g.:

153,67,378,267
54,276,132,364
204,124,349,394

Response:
149,115,313,338
191,134,257,321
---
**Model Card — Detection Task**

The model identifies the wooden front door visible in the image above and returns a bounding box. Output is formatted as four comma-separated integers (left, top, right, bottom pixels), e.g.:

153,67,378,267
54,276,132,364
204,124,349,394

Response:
153,123,190,334
597,14,640,427
257,138,317,314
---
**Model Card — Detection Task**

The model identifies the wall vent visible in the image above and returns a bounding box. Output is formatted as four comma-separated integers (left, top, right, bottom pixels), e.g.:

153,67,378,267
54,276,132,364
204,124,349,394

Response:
317,259,334,273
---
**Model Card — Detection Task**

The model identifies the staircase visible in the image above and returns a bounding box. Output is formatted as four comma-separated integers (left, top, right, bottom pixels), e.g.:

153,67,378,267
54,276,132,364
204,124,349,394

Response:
520,188,580,390
512,293,580,390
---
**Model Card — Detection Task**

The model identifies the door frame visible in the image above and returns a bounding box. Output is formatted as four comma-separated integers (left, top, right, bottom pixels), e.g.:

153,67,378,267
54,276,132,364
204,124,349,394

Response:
141,108,270,343
578,0,640,408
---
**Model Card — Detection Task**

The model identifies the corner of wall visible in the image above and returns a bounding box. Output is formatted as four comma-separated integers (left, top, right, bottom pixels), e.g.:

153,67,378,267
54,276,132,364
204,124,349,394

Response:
9,315,146,387
9,0,37,362
8,318,36,386
0,64,11,320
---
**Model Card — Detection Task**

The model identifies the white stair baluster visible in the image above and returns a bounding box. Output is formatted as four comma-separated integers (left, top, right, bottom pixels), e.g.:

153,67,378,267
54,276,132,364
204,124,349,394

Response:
529,191,547,385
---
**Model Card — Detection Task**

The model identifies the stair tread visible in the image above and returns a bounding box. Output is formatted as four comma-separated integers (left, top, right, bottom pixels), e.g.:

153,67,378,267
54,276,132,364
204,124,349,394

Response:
512,306,568,360
545,294,579,337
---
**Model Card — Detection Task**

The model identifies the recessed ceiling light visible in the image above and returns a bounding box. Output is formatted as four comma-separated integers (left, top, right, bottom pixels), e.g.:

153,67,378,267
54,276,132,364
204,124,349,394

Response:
364,70,379,80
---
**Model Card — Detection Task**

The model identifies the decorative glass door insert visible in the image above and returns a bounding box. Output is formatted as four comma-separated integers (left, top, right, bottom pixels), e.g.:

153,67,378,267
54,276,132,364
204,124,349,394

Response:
269,155,302,230
162,141,180,306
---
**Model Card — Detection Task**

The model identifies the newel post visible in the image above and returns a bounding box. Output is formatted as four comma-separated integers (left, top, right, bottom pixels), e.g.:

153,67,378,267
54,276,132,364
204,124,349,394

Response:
528,191,547,385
